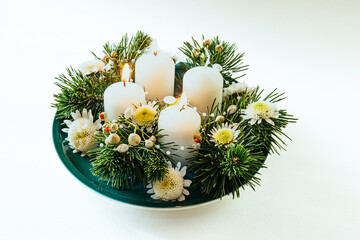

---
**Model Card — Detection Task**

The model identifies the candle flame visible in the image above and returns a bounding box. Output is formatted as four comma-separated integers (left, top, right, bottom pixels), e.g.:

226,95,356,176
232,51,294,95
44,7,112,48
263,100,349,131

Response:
179,92,188,111
122,63,131,82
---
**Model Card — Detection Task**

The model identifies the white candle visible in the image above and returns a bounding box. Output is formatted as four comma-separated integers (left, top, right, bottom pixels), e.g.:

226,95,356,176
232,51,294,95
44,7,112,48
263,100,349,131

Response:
135,50,175,101
158,92,201,165
183,66,223,114
104,64,145,121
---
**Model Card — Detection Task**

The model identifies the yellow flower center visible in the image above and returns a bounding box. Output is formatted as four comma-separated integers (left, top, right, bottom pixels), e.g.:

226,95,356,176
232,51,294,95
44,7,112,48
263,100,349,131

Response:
75,131,88,141
160,177,171,189
214,129,234,144
133,107,156,125
253,102,268,111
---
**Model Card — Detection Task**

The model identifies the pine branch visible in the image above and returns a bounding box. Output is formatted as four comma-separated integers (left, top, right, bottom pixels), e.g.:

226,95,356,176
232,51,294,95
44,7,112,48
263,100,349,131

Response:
189,123,266,199
52,67,116,119
179,36,249,87
100,31,152,81
89,110,175,189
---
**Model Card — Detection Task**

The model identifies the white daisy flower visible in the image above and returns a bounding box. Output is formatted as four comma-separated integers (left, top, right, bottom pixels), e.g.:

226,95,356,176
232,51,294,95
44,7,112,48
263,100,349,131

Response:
209,122,240,146
241,101,279,125
223,81,256,97
62,109,102,156
147,162,192,202
78,59,105,75
125,101,158,127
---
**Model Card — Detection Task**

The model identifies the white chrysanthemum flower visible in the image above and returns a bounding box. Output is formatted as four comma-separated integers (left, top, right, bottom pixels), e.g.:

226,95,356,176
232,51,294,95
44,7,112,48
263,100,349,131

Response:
125,101,158,127
147,162,191,202
241,101,279,125
223,82,256,97
209,122,240,146
78,59,105,75
62,109,102,156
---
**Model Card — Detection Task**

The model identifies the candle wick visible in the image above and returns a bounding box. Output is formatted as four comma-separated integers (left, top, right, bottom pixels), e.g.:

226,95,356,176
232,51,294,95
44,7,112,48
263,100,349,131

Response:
153,51,158,56
123,80,126,87
180,105,186,112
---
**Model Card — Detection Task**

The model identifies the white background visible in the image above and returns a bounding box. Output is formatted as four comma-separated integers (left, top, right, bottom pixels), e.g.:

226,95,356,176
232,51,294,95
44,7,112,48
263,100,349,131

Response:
1,0,360,239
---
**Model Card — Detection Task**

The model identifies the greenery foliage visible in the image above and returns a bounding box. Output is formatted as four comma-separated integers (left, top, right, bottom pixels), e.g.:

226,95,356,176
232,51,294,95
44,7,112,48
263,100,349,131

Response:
89,111,175,188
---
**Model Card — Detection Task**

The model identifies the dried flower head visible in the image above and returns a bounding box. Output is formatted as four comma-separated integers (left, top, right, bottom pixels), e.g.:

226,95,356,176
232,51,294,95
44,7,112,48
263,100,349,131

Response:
193,49,200,58
215,45,224,52
204,39,212,47
111,51,118,58
102,55,110,63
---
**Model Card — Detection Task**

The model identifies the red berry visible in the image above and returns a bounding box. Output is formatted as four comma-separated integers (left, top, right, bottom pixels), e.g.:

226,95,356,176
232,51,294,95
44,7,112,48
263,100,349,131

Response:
99,113,105,119
104,128,111,132
194,139,200,143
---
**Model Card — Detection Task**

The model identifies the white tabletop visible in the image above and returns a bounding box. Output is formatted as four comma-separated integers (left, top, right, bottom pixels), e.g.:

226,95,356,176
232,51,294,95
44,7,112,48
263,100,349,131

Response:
1,0,359,239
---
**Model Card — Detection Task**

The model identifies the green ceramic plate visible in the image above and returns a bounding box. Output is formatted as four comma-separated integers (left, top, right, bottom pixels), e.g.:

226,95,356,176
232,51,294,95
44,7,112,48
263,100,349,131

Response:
52,114,218,209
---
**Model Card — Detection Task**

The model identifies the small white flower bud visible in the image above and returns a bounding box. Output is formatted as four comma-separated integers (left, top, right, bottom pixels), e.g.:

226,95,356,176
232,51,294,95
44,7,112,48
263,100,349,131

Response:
128,133,141,146
106,133,120,145
149,135,157,143
145,140,154,149
116,144,129,153
110,123,118,132
227,105,237,114
215,115,225,123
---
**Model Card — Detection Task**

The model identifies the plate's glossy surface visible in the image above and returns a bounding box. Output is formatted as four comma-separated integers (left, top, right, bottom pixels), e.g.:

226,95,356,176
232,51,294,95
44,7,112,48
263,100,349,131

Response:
52,114,217,209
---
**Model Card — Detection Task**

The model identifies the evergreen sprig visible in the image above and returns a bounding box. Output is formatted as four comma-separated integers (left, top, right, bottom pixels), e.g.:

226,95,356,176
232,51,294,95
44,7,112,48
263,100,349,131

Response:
189,122,266,199
89,108,175,189
223,87,297,154
99,31,152,81
52,68,116,120
179,36,248,87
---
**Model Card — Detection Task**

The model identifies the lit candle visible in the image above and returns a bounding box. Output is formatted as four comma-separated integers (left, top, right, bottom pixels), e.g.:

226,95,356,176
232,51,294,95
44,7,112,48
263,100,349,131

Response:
135,50,175,101
158,92,201,165
182,66,223,114
104,64,145,121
